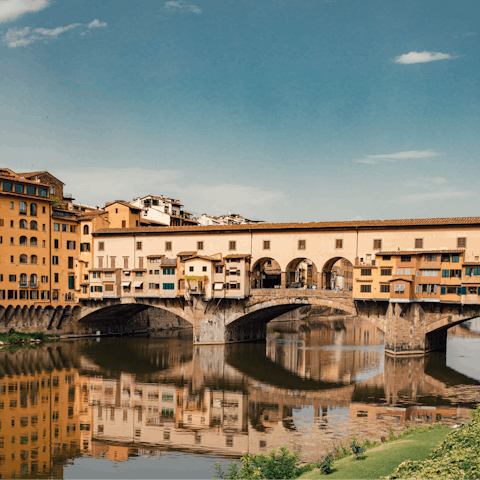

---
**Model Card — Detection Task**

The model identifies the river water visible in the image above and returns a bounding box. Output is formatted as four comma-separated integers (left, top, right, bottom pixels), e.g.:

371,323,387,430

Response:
1,317,480,479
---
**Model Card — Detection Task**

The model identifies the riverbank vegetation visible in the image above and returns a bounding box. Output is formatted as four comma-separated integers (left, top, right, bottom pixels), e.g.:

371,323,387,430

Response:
214,413,480,480
0,329,59,349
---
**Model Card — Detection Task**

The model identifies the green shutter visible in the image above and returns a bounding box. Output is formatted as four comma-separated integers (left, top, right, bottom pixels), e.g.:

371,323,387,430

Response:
466,268,472,276
99,286,103,293
442,270,448,278
441,286,446,295
477,287,480,295
452,255,459,263
462,286,467,295
90,286,93,292
457,287,461,295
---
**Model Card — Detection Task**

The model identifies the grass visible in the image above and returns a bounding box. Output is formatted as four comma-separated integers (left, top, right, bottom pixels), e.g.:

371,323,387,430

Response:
0,329,59,346
299,426,451,480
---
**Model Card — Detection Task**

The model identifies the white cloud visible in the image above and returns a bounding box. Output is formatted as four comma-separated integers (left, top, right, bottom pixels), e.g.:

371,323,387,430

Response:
356,149,441,164
398,191,477,203
164,1,202,14
0,0,49,24
407,177,449,188
3,18,107,47
393,51,457,65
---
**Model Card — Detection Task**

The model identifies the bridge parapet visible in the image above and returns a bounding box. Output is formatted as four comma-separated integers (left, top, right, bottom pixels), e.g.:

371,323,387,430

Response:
250,288,352,299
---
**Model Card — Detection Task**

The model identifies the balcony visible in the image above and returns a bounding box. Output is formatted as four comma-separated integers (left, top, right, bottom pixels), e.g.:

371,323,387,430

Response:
420,261,442,269
30,281,39,288
19,282,28,288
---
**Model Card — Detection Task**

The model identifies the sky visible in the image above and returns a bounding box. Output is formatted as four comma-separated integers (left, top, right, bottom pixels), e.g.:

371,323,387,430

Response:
1,0,479,223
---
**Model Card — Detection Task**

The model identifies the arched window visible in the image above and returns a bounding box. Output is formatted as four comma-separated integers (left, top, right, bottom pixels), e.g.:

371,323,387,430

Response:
19,201,27,215
30,274,37,286
20,254,28,264
20,236,27,245
19,219,27,229
30,203,37,217
30,237,37,246
30,255,37,264
83,225,89,235
30,220,37,230
20,273,27,286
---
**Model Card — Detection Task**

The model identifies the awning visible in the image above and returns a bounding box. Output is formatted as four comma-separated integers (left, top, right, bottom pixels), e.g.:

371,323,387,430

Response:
132,281,143,288
121,281,131,287
214,283,224,290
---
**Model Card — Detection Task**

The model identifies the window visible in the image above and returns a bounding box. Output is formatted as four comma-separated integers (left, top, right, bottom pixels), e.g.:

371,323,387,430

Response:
52,256,59,265
162,268,175,275
66,241,75,249
38,188,47,197
335,239,343,249
380,268,392,276
80,243,90,252
98,242,105,251
414,238,423,249
394,283,405,293
452,254,460,263
19,201,27,215
404,268,411,275
83,225,89,235
189,266,194,272
122,220,126,228
111,257,116,268
20,236,27,245
30,203,37,217
215,266,223,273
41,276,48,283
425,254,437,262
138,257,144,269
9,275,17,282
20,254,28,264
54,274,59,283
165,242,172,251
54,239,59,249
373,239,382,250
397,269,403,275
68,257,74,269
30,221,37,230
62,224,67,232
197,241,204,250
380,285,390,293
360,269,371,276
400,255,411,262
202,266,207,272
30,255,37,264
136,242,142,250
3,182,13,191
298,240,306,250
98,257,104,268
124,257,129,269
30,237,37,246
441,253,450,262
19,219,27,229
457,237,466,248
53,223,60,232
163,283,175,290
70,225,76,233
360,285,371,293
104,284,114,291
263,240,270,250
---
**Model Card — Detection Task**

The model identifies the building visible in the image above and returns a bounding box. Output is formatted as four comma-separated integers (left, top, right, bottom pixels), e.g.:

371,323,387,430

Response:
198,212,264,226
131,195,198,227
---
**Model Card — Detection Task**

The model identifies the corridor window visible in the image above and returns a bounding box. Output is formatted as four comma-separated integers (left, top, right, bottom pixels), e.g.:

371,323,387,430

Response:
335,239,343,249
263,240,270,250
360,285,371,293
197,241,204,250
298,240,306,250
136,242,142,250
380,269,392,276
373,239,382,250
360,269,371,276
165,242,172,251
229,241,236,251
415,238,423,249
98,242,105,251
457,237,467,248
380,285,390,293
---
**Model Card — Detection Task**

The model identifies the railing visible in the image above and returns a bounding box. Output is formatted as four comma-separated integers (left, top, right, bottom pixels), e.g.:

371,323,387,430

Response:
30,282,39,288
19,282,28,288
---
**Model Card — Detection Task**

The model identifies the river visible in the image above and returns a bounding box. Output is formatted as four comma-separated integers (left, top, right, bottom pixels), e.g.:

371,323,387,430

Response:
1,317,479,479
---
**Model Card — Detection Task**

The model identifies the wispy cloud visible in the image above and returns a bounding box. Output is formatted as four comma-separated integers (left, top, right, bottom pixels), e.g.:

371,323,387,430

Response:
407,177,449,188
393,51,458,65
0,0,49,24
398,191,477,203
164,1,202,14
4,19,107,48
356,149,440,164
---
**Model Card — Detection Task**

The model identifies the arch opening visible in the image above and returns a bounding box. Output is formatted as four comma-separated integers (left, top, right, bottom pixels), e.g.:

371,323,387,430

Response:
285,258,318,289
322,257,353,291
251,257,282,289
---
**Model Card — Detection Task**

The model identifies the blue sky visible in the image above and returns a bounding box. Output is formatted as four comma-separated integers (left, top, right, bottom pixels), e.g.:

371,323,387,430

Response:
1,0,479,222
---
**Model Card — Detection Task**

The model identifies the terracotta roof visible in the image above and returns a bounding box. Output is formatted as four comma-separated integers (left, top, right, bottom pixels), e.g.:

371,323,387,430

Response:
140,219,169,226
17,171,65,185
177,251,197,256
131,268,147,272
161,258,177,266
378,249,464,256
89,268,121,273
463,262,480,266
146,254,165,259
389,277,414,283
0,174,52,188
105,201,142,212
77,210,105,217
185,255,222,262
92,216,480,236
224,254,251,259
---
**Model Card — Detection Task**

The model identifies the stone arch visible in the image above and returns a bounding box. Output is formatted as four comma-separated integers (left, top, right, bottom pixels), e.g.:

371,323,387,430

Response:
251,257,282,289
285,257,318,288
321,256,354,291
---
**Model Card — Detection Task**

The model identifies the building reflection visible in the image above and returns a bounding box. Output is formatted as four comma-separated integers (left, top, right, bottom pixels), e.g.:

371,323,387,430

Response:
1,320,478,478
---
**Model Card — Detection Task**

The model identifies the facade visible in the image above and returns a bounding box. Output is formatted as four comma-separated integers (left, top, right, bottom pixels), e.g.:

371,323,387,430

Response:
198,212,264,226
131,195,198,227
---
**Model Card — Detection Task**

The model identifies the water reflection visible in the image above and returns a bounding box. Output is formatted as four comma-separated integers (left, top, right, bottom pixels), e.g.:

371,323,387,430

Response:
1,318,479,478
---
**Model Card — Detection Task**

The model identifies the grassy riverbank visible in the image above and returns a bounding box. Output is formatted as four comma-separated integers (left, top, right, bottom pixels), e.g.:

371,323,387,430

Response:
299,426,450,479
0,329,59,347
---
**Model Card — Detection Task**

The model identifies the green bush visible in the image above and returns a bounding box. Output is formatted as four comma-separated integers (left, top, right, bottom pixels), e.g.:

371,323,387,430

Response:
317,453,334,474
214,447,309,479
387,405,480,479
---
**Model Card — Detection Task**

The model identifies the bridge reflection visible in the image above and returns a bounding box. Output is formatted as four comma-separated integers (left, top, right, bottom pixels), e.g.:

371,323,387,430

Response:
1,320,479,478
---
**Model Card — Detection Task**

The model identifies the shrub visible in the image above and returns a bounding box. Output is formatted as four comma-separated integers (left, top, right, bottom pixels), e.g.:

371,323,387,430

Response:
317,453,334,474
350,441,364,460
